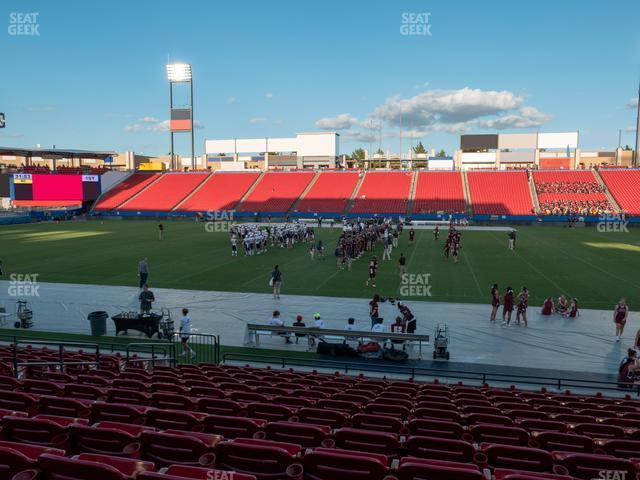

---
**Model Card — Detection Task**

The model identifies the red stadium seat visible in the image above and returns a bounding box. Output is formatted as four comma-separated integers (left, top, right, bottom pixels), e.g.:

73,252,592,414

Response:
330,428,400,457
552,452,636,480
295,171,360,214
176,172,260,212
214,438,300,480
479,444,554,472
90,402,147,424
531,431,594,453
294,408,348,428
0,416,69,449
35,452,154,480
300,448,388,480
413,171,466,214
144,408,205,431
0,441,65,478
38,396,91,419
405,435,476,463
393,457,484,480
350,413,403,434
64,384,107,402
0,391,38,414
262,421,329,448
201,415,265,439
118,173,209,212
21,380,63,396
468,424,530,446
406,418,463,439
468,171,534,215
245,403,295,422
140,430,219,467
196,398,243,416
69,423,142,457
600,169,640,215
237,172,315,213
94,173,160,211
350,171,412,214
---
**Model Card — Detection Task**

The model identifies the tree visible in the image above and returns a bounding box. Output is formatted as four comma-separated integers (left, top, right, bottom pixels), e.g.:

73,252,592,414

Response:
437,149,446,157
623,144,632,151
351,148,366,161
375,148,384,155
413,141,427,154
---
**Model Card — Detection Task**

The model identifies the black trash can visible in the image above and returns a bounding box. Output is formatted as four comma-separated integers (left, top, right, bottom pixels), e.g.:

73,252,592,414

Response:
88,311,108,336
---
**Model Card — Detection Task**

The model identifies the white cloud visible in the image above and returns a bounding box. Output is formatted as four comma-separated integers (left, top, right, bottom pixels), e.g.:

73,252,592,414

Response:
249,117,268,124
414,81,430,89
342,131,378,143
627,97,638,109
124,124,144,133
148,120,170,132
479,107,551,130
626,126,637,133
141,116,159,124
227,96,237,104
265,92,274,100
315,113,358,130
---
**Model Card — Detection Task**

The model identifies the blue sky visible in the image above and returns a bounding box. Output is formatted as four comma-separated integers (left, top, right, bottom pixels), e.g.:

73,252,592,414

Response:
1,0,639,156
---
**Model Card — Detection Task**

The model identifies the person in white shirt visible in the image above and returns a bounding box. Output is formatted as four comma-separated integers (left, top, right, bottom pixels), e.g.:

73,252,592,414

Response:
313,313,324,329
179,308,196,359
268,310,291,343
371,317,388,349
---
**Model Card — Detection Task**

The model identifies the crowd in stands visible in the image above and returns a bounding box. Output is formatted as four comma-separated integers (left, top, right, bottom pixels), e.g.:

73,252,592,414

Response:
535,181,606,194
538,199,615,216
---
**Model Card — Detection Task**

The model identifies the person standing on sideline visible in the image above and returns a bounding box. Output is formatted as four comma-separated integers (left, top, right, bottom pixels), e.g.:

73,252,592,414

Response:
158,223,164,241
369,294,380,328
398,253,406,277
614,298,629,342
516,287,529,326
139,284,155,314
138,257,149,289
490,284,500,322
502,286,515,326
179,308,196,358
271,265,283,299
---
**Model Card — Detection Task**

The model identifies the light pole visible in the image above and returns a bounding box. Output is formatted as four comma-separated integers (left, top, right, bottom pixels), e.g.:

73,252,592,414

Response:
166,63,195,170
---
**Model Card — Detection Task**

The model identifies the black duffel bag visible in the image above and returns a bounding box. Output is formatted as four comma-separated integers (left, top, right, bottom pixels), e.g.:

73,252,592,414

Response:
383,348,409,363
317,342,359,357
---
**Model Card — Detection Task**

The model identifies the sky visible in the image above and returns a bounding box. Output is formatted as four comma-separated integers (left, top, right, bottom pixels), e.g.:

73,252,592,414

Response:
0,0,639,157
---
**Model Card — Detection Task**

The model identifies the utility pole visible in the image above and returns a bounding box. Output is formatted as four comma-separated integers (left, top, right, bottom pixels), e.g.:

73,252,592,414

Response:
635,80,640,167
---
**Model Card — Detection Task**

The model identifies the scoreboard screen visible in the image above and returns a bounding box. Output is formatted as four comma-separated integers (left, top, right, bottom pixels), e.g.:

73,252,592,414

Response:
11,173,101,202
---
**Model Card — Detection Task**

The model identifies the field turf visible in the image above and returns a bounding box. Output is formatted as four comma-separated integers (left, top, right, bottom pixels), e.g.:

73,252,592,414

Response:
0,219,638,310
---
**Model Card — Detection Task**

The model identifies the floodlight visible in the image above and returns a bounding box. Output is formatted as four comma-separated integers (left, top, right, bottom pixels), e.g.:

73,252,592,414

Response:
166,63,192,82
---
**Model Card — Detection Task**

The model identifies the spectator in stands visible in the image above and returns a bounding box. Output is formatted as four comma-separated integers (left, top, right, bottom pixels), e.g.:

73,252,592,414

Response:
490,284,500,322
614,298,629,342
369,294,380,328
292,314,306,344
562,298,579,318
138,284,155,314
618,349,638,388
268,310,291,344
540,296,554,316
270,265,283,299
138,257,149,289
179,308,195,359
502,286,515,326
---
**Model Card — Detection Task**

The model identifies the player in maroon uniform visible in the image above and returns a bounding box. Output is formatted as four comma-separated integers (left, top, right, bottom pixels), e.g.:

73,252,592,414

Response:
365,255,378,288
502,286,515,326
433,226,439,240
540,297,554,316
443,240,450,261
490,284,500,322
516,287,529,326
408,228,415,243
614,298,629,342
563,298,578,318
452,232,461,263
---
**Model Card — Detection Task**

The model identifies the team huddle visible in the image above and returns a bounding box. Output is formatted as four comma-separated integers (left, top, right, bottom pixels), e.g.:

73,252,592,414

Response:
230,221,315,256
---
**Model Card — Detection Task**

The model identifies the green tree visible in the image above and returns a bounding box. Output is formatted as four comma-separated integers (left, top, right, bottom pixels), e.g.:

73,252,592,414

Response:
351,148,366,161
375,148,384,156
437,149,446,157
413,141,427,154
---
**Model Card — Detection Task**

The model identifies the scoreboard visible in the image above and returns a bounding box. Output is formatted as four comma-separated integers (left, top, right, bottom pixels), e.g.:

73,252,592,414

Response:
11,174,101,202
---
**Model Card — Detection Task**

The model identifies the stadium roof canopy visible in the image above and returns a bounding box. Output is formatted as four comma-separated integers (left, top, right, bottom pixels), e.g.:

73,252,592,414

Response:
0,146,116,160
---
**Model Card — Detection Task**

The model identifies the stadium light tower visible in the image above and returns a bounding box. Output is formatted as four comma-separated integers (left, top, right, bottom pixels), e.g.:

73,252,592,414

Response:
166,63,195,170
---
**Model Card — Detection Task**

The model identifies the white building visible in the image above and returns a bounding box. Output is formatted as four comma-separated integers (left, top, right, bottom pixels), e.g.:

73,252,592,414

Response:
205,132,339,169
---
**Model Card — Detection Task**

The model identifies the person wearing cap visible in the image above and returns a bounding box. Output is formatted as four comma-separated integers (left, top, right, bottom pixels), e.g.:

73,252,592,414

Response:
308,312,324,347
292,314,306,344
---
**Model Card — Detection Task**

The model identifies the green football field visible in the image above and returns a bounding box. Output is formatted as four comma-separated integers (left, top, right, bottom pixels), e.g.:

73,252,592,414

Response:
0,220,638,310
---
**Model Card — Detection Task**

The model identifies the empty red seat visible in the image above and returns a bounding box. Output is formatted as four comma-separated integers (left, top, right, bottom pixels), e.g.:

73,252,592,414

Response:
413,407,462,423
150,393,196,411
506,409,548,421
466,413,514,426
479,444,554,472
363,402,410,419
36,452,154,480
295,408,347,428
145,408,205,431
262,421,329,448
570,422,626,439
531,431,593,453
140,430,218,467
494,469,573,480
214,438,300,480
0,441,65,478
38,396,91,420
196,398,243,416
201,415,264,439
393,457,484,480
331,428,400,457
350,413,403,434
468,424,529,446
107,388,150,406
111,379,147,392
406,418,463,439
91,402,147,424
271,396,315,409
553,452,636,480
0,377,22,391
0,391,38,414
1,416,68,449
246,403,295,422
405,435,475,463
150,383,189,395
69,423,142,457
22,379,64,396
595,438,640,459
517,419,566,433
301,448,388,480
64,384,107,402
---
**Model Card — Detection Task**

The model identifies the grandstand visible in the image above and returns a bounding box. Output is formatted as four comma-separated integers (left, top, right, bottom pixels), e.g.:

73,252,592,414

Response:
117,173,209,212
467,171,534,216
176,172,260,212
600,169,640,216
94,173,160,211
236,171,315,213
350,171,413,214
413,171,466,214
1,343,640,480
294,171,360,214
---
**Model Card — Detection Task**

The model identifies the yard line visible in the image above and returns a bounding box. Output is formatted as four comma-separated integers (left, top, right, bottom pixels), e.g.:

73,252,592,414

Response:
461,243,484,297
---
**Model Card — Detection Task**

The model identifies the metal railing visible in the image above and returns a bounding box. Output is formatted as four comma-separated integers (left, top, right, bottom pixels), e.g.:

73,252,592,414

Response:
222,351,638,397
